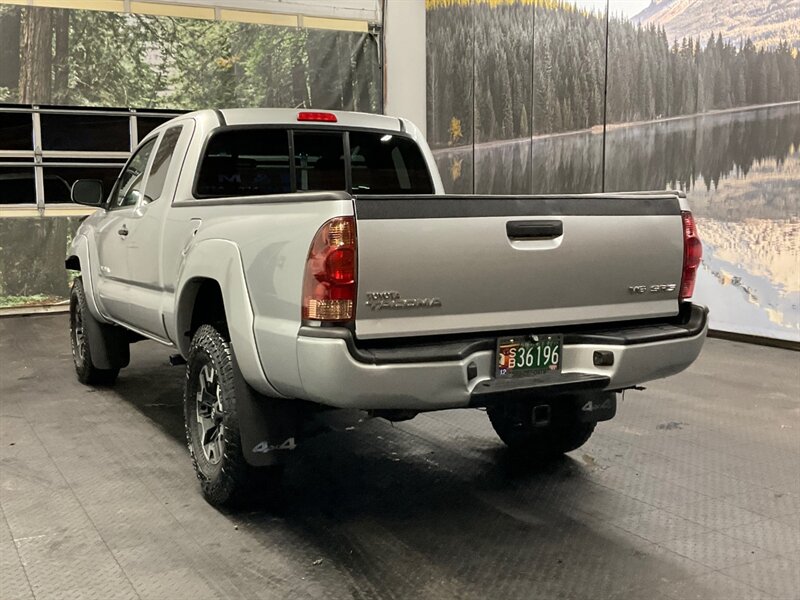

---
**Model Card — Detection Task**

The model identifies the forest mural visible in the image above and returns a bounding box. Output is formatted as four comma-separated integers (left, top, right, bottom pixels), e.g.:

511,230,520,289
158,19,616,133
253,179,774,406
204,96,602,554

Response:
0,3,380,309
427,0,799,146
427,0,800,342
0,5,380,112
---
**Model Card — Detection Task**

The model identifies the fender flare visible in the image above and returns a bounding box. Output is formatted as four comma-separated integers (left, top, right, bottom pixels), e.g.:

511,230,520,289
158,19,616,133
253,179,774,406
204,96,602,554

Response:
173,239,288,400
66,234,110,323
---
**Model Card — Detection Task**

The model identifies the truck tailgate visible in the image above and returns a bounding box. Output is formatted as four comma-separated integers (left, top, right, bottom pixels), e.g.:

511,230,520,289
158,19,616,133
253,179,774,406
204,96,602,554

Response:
353,194,684,340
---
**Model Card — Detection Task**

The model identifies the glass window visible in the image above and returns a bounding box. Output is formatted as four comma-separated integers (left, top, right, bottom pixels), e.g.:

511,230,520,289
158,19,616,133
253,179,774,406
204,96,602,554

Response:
137,116,172,142
143,126,182,203
0,167,36,204
0,156,34,163
293,132,346,192
41,113,130,151
349,132,434,194
110,138,156,210
41,167,121,203
195,129,291,198
0,113,33,150
193,129,431,198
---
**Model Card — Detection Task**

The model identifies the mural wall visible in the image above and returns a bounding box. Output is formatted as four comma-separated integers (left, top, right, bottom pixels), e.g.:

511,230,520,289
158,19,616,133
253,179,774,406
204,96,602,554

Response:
0,4,380,111
0,217,82,308
0,3,380,309
426,0,800,342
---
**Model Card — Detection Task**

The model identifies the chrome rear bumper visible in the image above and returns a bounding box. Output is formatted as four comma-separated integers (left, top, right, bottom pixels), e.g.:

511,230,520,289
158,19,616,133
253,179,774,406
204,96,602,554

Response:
294,305,709,411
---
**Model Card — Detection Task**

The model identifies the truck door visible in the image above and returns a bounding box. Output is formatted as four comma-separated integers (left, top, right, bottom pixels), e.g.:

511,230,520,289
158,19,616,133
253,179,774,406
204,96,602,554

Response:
124,124,189,338
95,137,157,323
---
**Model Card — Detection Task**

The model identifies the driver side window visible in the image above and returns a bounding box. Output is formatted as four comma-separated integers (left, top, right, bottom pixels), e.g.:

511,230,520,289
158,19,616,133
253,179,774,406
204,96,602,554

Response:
109,138,156,210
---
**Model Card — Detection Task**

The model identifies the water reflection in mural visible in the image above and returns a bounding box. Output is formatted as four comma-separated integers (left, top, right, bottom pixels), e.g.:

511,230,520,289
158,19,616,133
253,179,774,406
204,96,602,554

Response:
434,104,800,341
608,104,800,341
689,111,799,341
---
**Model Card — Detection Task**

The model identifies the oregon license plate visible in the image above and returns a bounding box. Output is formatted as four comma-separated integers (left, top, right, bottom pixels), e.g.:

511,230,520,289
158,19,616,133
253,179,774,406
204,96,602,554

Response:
496,335,562,377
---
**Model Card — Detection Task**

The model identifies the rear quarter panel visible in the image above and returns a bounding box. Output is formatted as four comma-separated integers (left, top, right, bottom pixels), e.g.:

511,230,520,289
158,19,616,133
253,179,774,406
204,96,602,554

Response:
171,197,354,397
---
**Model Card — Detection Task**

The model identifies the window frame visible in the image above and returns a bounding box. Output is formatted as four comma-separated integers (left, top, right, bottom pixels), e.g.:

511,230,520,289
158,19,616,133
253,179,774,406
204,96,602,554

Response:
0,106,184,210
39,165,123,204
191,124,432,200
0,166,37,206
39,112,132,153
0,111,35,151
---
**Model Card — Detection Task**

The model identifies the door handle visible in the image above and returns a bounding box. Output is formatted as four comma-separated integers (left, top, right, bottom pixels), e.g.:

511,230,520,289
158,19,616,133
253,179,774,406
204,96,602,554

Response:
506,220,563,240
118,226,129,237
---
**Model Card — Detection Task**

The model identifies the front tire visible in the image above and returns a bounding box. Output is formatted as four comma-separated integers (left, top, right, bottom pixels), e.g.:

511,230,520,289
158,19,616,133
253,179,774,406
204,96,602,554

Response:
70,278,119,385
184,324,274,507
487,400,596,459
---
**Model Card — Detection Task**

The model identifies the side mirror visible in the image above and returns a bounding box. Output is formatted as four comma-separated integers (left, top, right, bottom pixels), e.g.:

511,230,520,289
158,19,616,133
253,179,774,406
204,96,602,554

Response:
71,179,104,206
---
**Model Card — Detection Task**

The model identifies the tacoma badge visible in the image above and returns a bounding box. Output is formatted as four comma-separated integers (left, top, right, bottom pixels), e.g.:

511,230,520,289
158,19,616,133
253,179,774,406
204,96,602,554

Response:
365,291,442,311
629,284,677,294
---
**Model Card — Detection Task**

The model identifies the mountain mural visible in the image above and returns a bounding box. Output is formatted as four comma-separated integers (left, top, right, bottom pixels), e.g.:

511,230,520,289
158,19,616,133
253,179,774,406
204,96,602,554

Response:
632,0,800,50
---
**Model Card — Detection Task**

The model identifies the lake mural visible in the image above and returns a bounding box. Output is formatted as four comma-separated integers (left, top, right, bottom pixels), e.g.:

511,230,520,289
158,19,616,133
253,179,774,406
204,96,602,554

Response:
427,0,800,342
434,104,800,341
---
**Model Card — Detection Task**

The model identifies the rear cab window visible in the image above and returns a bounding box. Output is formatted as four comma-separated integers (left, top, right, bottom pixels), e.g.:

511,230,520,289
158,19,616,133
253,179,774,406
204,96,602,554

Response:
194,128,433,198
293,132,346,192
349,132,433,194
196,129,291,197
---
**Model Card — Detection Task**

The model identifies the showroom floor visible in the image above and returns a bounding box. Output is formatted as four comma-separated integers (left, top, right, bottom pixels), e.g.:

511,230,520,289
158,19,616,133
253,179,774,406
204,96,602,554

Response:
1,315,798,600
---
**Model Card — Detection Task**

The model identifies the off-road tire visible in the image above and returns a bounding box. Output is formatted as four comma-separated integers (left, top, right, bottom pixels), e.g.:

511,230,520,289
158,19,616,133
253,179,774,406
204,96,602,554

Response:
487,401,596,458
184,324,276,507
69,278,119,385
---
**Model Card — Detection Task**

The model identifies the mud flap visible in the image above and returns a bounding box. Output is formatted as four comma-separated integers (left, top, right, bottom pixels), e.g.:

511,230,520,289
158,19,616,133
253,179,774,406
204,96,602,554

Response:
231,349,301,467
575,392,617,423
83,311,130,370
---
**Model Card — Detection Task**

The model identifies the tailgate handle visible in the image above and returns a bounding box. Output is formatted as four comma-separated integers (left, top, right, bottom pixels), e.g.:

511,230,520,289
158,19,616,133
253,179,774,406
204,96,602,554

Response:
506,220,563,240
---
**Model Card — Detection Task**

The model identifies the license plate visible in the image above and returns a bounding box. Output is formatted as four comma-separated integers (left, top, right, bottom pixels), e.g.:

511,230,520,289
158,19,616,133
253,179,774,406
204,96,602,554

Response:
496,335,562,377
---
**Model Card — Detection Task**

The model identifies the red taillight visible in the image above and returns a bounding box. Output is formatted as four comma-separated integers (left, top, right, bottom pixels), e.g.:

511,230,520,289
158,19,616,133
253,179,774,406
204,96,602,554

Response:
680,211,702,300
302,216,356,321
297,111,337,122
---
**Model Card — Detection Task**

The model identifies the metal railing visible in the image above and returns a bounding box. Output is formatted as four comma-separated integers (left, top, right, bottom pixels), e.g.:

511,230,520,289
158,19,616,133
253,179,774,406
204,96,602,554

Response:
0,104,185,212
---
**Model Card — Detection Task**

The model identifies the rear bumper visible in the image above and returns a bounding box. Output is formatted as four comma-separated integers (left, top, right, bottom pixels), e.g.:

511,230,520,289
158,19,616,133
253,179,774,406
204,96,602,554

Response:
295,304,708,411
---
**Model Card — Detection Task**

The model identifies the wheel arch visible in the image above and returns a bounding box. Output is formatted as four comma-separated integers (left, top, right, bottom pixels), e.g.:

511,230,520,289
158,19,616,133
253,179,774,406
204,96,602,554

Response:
66,234,108,323
176,277,226,354
65,255,81,271
173,239,287,399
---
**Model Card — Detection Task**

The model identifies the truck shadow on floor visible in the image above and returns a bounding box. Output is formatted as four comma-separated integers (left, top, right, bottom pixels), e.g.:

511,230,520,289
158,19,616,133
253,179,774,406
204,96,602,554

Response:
105,344,706,600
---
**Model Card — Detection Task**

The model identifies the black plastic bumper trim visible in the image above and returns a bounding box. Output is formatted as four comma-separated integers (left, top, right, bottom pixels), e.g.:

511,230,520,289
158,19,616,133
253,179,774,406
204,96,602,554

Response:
354,193,681,220
469,373,611,407
298,304,708,366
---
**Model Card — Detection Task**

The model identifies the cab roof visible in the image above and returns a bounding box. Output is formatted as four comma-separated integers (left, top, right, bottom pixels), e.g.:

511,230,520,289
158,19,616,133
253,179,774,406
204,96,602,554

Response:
201,108,404,132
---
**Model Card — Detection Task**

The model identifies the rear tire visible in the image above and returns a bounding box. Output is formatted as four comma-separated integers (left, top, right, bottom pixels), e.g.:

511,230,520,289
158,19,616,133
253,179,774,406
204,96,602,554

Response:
70,278,119,385
487,401,596,459
184,324,279,507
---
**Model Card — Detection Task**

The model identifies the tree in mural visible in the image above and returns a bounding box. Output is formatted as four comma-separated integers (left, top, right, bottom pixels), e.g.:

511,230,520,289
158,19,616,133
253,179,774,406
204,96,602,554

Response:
17,7,52,103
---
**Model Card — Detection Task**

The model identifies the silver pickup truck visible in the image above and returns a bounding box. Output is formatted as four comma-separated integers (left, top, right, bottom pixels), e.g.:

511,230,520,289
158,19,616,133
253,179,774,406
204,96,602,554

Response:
66,108,707,506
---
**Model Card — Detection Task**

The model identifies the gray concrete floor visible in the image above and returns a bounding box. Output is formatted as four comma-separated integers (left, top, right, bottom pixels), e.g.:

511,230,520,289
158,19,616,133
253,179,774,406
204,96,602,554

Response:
1,314,798,600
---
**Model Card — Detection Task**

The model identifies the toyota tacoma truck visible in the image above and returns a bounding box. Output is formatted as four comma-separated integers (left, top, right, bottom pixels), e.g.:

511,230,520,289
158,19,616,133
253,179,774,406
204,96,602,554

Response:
66,108,707,506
